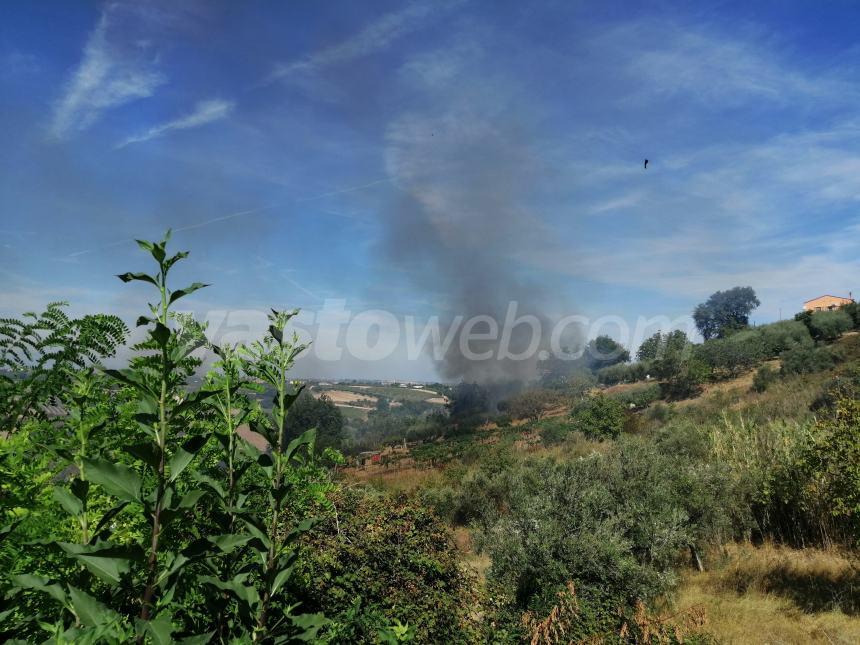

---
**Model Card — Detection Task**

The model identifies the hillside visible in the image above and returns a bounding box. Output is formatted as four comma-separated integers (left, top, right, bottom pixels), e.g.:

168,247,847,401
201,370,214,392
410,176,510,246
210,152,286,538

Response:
341,329,860,643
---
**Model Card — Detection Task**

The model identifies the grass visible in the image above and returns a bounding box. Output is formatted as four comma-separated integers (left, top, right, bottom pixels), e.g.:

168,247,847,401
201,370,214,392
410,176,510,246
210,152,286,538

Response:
320,384,443,403
671,543,860,644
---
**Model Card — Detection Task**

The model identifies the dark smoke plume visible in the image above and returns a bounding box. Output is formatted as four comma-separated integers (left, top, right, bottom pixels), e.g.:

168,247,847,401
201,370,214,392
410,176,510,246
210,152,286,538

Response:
381,101,579,385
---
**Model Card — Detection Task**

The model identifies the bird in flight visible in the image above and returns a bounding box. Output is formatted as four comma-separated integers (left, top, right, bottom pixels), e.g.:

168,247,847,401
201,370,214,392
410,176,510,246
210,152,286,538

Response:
644,159,649,169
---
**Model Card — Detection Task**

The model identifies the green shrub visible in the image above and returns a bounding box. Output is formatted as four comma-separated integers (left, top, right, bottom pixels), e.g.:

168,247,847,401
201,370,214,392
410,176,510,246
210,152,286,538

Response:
596,361,649,385
609,383,662,410
751,365,778,393
660,357,711,399
809,310,853,341
843,302,860,328
478,439,735,638
780,346,837,375
571,394,625,439
296,487,482,643
757,320,813,356
645,402,675,424
695,333,765,379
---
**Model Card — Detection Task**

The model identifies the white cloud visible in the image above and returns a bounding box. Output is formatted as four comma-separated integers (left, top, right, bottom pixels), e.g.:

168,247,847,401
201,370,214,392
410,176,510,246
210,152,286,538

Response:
629,25,853,108
116,98,234,147
49,6,164,140
266,1,460,84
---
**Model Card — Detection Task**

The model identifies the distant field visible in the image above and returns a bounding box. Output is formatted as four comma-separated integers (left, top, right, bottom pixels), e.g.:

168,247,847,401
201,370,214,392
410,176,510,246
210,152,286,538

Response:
316,384,447,404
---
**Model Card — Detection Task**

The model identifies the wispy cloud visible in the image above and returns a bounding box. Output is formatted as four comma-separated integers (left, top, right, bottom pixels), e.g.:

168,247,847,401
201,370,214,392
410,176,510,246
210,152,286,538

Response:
49,5,165,140
116,98,234,148
608,22,855,108
265,1,459,84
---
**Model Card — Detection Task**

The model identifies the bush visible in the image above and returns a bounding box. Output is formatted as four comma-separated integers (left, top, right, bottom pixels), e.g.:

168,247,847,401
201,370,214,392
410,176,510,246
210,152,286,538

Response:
501,388,562,422
660,357,711,400
781,346,837,375
478,439,735,639
645,402,675,424
812,399,860,532
695,333,765,379
570,394,625,440
751,365,778,393
758,320,813,356
843,302,860,328
296,487,482,643
809,310,853,341
609,383,661,410
596,362,649,385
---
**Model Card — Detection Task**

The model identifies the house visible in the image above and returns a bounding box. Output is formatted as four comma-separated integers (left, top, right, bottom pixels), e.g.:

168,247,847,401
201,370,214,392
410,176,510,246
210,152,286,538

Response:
803,294,854,312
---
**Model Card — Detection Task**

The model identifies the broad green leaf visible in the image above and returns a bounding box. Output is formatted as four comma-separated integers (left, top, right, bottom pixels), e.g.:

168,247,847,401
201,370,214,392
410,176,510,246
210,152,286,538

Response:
270,565,294,596
124,442,161,470
284,428,316,462
116,272,158,286
173,489,205,509
81,457,141,502
193,473,226,498
10,574,67,604
151,322,170,347
58,542,138,585
53,486,83,517
198,575,260,608
207,534,253,553
168,282,209,306
0,519,22,544
68,585,121,627
290,612,328,642
141,612,173,645
168,434,209,482
268,324,283,344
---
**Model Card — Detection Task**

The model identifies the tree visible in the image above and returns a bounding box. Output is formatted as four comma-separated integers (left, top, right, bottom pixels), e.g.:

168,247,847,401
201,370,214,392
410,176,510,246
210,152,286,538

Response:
636,333,662,362
446,382,489,418
571,394,625,440
503,388,562,422
808,310,853,342
285,391,345,452
586,335,630,371
693,287,760,340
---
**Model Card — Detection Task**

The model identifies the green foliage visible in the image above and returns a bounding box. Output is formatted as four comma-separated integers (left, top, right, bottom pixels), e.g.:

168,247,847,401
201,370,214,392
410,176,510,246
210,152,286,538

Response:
0,303,127,430
693,286,760,340
570,393,625,439
752,365,778,393
660,356,711,400
781,345,837,375
499,388,562,421
286,391,345,452
474,439,735,637
757,320,813,355
842,302,860,328
695,333,765,380
596,361,650,385
608,383,661,410
0,233,329,642
295,487,482,643
585,335,631,371
809,310,853,342
812,398,860,535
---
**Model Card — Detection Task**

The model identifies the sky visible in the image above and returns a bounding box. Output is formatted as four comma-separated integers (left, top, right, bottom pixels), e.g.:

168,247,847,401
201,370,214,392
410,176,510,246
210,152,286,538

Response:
2,1,860,380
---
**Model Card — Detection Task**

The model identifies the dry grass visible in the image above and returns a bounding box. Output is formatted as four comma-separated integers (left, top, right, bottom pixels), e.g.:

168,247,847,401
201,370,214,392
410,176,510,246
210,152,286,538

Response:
671,543,860,644
452,527,492,581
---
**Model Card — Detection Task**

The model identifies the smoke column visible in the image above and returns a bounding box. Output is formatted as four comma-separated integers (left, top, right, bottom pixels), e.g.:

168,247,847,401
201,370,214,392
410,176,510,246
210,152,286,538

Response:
380,101,578,385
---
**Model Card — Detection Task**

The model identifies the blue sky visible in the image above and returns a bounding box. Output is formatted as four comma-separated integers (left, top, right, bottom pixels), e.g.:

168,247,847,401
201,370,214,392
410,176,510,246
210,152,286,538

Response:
2,1,860,379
